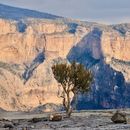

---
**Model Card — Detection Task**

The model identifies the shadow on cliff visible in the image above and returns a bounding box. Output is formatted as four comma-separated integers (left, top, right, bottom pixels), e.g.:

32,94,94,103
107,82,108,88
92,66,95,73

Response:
67,27,103,67
67,27,130,110
23,51,45,84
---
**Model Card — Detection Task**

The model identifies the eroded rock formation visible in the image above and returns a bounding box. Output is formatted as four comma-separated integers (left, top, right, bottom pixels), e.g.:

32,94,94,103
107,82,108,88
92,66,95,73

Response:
0,4,130,111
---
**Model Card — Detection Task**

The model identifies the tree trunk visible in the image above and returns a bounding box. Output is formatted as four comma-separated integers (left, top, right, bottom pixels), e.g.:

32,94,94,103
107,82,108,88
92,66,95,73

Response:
66,107,72,117
66,92,72,117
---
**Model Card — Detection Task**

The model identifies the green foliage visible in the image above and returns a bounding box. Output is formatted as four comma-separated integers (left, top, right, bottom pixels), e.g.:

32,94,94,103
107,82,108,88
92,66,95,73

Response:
52,61,92,94
52,63,71,88
52,61,93,117
70,61,93,94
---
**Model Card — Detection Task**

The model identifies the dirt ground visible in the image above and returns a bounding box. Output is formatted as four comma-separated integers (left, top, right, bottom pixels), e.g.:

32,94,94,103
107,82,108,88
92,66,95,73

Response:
0,109,130,130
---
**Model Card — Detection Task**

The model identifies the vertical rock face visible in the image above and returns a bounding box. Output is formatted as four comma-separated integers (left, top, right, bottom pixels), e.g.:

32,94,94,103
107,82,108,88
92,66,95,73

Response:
102,31,130,62
68,26,130,109
0,16,87,111
0,19,17,34
0,4,130,111
0,19,85,64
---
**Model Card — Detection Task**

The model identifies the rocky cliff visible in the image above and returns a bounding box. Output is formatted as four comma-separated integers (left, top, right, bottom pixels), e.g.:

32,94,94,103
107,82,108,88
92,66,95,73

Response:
0,4,130,111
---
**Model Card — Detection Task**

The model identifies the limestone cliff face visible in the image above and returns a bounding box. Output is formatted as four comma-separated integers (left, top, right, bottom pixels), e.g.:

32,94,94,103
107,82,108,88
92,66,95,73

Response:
102,30,130,62
101,27,130,82
0,18,87,111
0,4,130,111
68,26,130,109
0,19,85,64
0,19,17,34
0,60,62,111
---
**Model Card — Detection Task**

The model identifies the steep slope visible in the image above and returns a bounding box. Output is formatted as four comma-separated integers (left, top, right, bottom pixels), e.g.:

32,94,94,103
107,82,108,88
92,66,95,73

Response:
0,4,89,111
0,4,61,20
68,27,130,109
0,4,130,111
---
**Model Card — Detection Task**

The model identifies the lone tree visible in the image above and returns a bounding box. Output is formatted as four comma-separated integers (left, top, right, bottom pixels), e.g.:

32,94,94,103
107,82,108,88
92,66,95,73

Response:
52,61,93,117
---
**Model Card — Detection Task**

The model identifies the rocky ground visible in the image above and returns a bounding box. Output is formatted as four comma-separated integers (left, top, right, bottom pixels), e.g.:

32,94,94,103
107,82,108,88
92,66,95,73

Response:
0,110,130,130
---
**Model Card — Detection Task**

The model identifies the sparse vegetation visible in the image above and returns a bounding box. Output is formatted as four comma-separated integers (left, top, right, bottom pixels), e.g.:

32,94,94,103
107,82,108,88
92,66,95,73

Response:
52,61,93,117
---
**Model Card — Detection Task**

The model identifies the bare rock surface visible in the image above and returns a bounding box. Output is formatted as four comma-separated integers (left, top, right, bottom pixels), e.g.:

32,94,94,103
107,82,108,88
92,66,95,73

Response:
0,110,130,130
111,110,127,123
0,4,130,111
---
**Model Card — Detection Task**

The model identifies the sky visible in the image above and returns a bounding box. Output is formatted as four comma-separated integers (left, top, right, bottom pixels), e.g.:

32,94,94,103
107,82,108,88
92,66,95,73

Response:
0,0,130,24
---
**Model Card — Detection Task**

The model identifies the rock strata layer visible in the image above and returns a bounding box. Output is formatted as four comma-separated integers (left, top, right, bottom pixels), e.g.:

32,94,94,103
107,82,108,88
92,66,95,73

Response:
0,4,130,111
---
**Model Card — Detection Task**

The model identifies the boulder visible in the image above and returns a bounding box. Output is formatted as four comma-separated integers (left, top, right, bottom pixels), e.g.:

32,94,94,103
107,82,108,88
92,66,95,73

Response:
111,110,127,124
0,119,14,128
29,117,48,123
3,123,14,128
49,114,62,121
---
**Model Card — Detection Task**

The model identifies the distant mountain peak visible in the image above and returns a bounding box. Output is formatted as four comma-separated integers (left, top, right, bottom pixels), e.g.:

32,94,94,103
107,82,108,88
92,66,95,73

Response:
0,3,62,20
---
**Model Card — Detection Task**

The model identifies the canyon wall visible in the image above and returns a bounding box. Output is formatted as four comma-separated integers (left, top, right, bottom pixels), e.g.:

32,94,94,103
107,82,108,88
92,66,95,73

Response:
0,18,88,111
0,6,130,111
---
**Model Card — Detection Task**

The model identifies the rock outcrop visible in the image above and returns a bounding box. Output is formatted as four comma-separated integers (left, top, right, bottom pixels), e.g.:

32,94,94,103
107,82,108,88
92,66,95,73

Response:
111,110,127,124
0,4,130,111
0,17,87,111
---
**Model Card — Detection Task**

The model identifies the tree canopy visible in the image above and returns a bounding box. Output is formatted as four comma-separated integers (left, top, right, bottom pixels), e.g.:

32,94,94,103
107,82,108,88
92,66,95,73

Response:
52,61,93,117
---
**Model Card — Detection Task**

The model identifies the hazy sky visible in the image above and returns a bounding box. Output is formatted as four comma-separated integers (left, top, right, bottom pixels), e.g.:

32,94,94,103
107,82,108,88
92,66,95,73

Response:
0,0,130,24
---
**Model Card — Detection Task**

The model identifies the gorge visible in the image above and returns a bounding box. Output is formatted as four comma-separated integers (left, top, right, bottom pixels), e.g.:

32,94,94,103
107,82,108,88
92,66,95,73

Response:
0,4,130,111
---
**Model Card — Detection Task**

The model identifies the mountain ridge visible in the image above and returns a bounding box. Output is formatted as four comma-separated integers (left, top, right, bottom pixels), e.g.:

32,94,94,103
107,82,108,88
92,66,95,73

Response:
0,3,130,111
0,3,62,20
